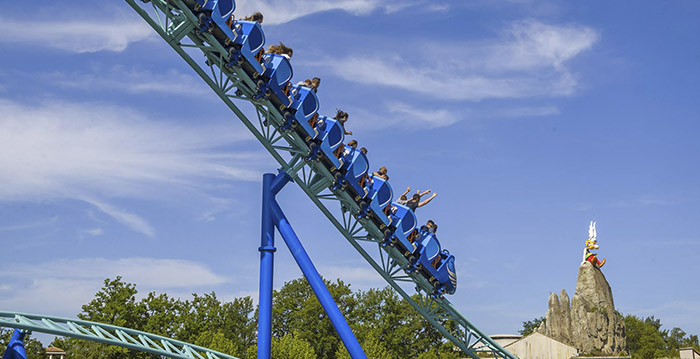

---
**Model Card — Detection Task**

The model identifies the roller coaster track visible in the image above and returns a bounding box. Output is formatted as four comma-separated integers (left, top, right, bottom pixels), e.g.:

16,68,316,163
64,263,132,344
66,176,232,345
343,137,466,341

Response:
0,1,516,358
121,1,517,358
0,311,240,359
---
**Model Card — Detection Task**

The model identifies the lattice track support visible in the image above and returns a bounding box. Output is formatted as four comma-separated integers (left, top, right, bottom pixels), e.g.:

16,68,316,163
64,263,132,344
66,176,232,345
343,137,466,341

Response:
0,312,241,359
123,1,519,358
258,172,367,359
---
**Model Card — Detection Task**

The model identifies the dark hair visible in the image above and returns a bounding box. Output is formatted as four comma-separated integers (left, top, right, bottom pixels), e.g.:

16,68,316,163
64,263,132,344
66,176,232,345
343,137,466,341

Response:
427,220,435,226
412,194,420,200
360,147,367,154
244,12,263,23
348,140,358,147
334,109,348,121
400,195,407,200
267,42,293,57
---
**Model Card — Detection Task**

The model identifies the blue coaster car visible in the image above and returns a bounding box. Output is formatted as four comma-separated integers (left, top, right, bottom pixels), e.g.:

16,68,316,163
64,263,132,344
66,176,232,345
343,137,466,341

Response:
191,0,238,46
284,85,320,143
366,176,394,230
337,147,369,203
387,202,418,257
228,20,266,78
315,116,345,172
260,53,293,111
414,233,457,295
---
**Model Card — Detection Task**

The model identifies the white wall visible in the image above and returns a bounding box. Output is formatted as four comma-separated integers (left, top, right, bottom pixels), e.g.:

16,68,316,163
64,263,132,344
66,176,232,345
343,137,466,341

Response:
505,332,578,359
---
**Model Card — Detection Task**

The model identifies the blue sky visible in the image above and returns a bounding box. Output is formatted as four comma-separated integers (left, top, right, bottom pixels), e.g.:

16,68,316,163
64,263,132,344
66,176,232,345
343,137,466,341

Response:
1,0,699,342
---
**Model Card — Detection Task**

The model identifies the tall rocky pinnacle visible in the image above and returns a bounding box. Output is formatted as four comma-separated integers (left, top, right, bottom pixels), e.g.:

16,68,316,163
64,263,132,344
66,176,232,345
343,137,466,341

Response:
537,261,627,355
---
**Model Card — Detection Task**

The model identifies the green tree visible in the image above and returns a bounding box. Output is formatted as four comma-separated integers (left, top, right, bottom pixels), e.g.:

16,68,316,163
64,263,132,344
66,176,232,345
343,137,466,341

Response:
271,277,355,359
192,330,239,355
0,329,46,359
178,292,255,357
348,287,449,358
684,334,700,350
246,333,317,359
61,276,148,359
140,291,185,338
624,315,673,359
519,316,545,336
335,334,394,359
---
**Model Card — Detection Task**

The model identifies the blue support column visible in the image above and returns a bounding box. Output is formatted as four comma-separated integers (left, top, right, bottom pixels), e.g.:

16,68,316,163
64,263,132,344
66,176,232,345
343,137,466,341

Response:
270,200,367,359
257,174,275,359
257,172,292,359
3,329,28,359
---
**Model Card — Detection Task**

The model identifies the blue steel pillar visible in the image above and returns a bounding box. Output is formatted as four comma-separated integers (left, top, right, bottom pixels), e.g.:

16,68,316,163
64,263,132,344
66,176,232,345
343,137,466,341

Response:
3,329,28,359
256,170,366,359
270,201,367,359
257,172,291,359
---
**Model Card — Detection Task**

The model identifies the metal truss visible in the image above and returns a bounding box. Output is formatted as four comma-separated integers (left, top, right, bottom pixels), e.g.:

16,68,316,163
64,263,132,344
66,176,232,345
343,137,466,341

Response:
0,312,240,359
119,1,518,358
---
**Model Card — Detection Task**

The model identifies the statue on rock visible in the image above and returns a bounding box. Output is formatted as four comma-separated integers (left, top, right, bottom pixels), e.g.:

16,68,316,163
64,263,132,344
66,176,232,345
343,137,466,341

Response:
537,221,626,355
583,221,606,268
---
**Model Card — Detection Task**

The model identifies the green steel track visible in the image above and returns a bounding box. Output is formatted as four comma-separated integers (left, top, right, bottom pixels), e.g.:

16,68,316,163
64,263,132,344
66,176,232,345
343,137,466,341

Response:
0,311,240,359
1,1,518,358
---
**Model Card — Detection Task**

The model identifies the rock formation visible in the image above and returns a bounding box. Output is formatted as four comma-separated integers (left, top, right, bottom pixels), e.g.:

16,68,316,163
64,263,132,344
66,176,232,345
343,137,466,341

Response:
538,262,627,355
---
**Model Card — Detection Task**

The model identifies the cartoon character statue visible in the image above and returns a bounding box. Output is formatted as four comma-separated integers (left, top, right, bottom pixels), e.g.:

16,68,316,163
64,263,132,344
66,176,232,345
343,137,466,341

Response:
582,221,606,268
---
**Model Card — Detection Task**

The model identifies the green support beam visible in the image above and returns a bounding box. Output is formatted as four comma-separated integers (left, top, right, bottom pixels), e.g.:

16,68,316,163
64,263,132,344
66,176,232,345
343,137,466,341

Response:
0,311,240,359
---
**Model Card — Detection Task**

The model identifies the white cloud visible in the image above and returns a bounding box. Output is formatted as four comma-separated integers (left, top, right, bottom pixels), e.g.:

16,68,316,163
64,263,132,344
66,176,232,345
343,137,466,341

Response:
0,98,267,235
82,199,155,237
491,105,560,118
0,16,154,53
234,0,444,25
83,228,104,236
386,102,458,128
46,66,211,98
0,257,228,316
0,99,261,202
0,216,58,232
322,19,598,101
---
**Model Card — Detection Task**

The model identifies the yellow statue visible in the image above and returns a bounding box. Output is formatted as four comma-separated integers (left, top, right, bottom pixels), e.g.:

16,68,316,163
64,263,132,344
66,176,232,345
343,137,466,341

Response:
582,221,606,268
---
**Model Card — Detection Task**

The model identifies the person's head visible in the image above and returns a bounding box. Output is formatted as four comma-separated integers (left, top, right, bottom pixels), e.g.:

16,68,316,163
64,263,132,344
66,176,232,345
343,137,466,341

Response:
412,193,420,201
379,166,387,174
427,220,435,228
348,140,358,148
311,77,321,89
360,147,367,154
303,79,312,87
400,194,407,201
279,42,293,58
334,109,348,122
249,12,263,23
269,42,292,57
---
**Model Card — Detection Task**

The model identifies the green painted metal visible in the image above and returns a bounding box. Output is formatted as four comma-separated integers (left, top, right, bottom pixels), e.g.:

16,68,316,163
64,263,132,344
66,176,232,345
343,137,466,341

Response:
0,311,240,359
116,1,518,358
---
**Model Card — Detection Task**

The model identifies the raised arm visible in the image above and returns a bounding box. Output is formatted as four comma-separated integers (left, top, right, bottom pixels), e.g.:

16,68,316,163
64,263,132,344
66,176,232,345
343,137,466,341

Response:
401,187,411,198
418,189,431,197
418,192,437,207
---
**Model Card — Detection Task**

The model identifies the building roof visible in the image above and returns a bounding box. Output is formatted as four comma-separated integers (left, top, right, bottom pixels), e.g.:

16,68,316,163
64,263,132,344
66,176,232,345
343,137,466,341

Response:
504,331,577,351
491,334,523,340
45,346,66,354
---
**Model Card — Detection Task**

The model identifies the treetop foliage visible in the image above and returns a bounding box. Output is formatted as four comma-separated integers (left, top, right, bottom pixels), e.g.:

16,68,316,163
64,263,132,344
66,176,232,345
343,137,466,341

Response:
48,276,461,359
